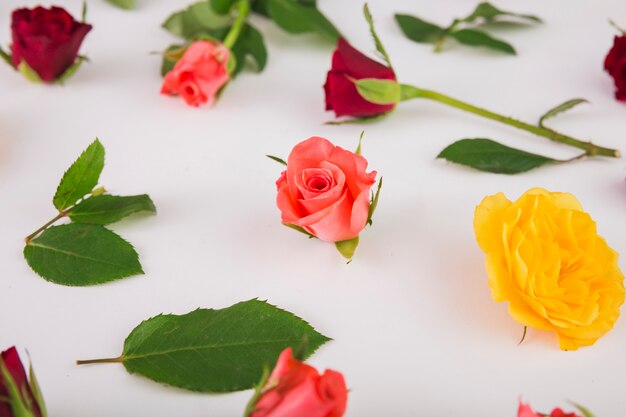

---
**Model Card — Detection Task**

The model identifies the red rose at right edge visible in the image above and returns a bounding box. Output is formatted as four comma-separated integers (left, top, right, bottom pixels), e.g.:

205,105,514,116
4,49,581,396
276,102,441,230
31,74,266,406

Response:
604,34,626,101
10,6,92,82
324,39,397,118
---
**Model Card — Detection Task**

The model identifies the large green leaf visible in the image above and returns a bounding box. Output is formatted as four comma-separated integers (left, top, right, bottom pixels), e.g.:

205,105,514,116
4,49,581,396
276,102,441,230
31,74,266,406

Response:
210,0,236,14
162,2,231,39
538,98,588,128
395,14,444,44
462,2,542,24
69,194,156,225
232,23,268,73
24,224,143,286
96,300,330,392
105,0,135,10
437,138,555,174
53,140,105,211
267,0,340,40
450,29,516,54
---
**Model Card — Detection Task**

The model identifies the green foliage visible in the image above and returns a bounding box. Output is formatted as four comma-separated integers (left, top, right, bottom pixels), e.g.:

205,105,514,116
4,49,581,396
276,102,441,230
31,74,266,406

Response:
53,139,105,211
231,23,268,73
538,98,588,128
367,177,382,226
58,56,88,85
335,236,359,261
116,300,330,392
162,2,231,38
266,0,340,40
210,0,237,14
18,61,42,83
24,224,143,286
437,138,555,174
266,155,287,165
104,0,135,10
364,4,393,69
354,78,401,106
395,2,540,54
0,45,14,68
69,194,156,225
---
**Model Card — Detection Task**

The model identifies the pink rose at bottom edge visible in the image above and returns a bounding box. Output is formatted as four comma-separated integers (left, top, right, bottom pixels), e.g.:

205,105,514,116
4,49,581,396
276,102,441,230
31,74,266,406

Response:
161,40,231,107
248,348,348,417
518,401,583,417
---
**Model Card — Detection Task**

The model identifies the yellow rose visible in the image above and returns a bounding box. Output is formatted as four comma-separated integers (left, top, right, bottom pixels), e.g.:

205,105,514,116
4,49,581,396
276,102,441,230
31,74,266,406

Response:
474,188,625,350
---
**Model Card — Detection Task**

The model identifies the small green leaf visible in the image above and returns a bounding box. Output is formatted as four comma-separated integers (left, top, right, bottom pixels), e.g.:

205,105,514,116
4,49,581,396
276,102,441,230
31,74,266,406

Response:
267,0,340,40
81,299,331,392
24,224,143,286
354,78,401,105
395,14,444,44
437,138,555,174
355,131,365,156
538,98,589,128
266,155,287,165
161,44,185,76
335,236,359,261
450,29,516,54
17,61,42,83
210,0,236,14
57,56,87,85
69,194,156,225
162,2,231,38
53,139,105,211
571,403,597,417
283,223,316,238
0,45,14,68
463,2,542,24
231,23,268,74
363,4,393,69
105,0,135,10
367,177,382,226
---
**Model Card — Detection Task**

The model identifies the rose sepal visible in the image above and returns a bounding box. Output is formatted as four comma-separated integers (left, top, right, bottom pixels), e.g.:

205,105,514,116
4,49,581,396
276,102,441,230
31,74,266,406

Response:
242,365,271,417
17,62,42,84
0,46,14,68
335,236,359,261
57,55,88,85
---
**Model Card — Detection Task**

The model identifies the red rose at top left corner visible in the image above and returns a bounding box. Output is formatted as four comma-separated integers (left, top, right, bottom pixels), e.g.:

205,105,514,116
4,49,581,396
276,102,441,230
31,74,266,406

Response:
10,6,92,82
604,34,626,101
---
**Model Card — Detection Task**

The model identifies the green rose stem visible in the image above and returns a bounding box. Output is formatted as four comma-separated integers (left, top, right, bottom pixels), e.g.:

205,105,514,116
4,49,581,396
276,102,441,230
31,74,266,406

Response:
76,356,123,365
400,85,620,158
223,0,250,49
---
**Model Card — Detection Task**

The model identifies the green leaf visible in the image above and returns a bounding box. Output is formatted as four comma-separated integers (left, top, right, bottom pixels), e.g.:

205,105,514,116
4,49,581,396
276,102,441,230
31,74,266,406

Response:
437,138,555,174
354,78,401,105
395,14,444,44
18,61,42,83
161,44,185,77
231,23,268,74
367,177,382,226
210,0,236,14
355,131,365,156
571,403,596,417
450,29,516,54
363,4,393,69
283,223,315,238
267,0,340,40
538,98,588,128
162,2,231,39
108,300,330,392
463,2,542,24
24,224,143,286
57,56,87,85
105,0,135,10
266,155,287,165
0,45,14,68
53,139,105,211
335,236,359,261
69,194,156,225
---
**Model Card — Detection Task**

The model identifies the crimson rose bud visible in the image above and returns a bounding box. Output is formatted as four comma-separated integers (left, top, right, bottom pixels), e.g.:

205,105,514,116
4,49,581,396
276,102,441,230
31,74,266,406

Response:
604,35,626,101
0,347,46,417
10,6,92,82
324,38,397,118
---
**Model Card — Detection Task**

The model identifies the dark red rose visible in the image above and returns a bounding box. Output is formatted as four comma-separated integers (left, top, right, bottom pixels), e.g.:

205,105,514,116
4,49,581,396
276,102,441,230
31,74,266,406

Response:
10,6,92,82
604,35,626,101
324,38,397,118
0,347,45,417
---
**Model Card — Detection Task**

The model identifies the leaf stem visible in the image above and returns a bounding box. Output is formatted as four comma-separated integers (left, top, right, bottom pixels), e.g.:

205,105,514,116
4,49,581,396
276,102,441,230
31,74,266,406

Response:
400,84,620,158
223,0,250,49
25,211,67,244
76,356,124,365
434,19,460,53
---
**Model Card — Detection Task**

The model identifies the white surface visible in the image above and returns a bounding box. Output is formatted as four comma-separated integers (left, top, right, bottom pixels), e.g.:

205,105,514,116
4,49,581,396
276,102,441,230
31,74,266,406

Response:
1,0,626,416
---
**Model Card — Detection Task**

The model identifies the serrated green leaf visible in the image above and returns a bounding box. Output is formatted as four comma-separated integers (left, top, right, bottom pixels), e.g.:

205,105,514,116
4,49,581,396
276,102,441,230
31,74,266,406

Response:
266,155,287,165
395,14,444,44
354,78,401,105
571,403,596,417
162,2,231,39
53,140,105,211
69,194,156,225
335,236,359,261
438,138,555,174
232,23,267,73
0,45,14,68
538,98,588,128
99,299,330,392
450,29,516,54
363,4,393,69
17,61,42,83
24,224,143,286
210,0,236,14
267,0,340,40
105,0,135,10
463,2,542,24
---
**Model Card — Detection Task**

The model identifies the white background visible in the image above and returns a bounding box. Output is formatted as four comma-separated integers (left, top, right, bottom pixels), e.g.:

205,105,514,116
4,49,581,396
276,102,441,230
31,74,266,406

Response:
1,0,626,416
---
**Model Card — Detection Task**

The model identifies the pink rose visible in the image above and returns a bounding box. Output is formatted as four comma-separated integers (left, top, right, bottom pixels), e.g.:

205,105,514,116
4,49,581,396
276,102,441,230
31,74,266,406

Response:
276,137,377,242
161,40,230,107
518,401,582,417
249,348,348,417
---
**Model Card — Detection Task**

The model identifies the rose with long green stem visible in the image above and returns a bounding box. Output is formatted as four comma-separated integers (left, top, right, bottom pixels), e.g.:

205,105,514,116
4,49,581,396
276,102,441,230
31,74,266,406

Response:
325,4,620,174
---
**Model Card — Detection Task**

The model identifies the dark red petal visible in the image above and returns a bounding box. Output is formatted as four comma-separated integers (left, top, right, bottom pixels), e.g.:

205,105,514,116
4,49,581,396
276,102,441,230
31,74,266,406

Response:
325,70,394,118
332,38,395,81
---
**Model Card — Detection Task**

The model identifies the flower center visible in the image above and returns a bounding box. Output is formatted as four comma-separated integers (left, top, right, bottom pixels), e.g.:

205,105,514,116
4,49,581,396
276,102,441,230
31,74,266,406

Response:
307,176,331,191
